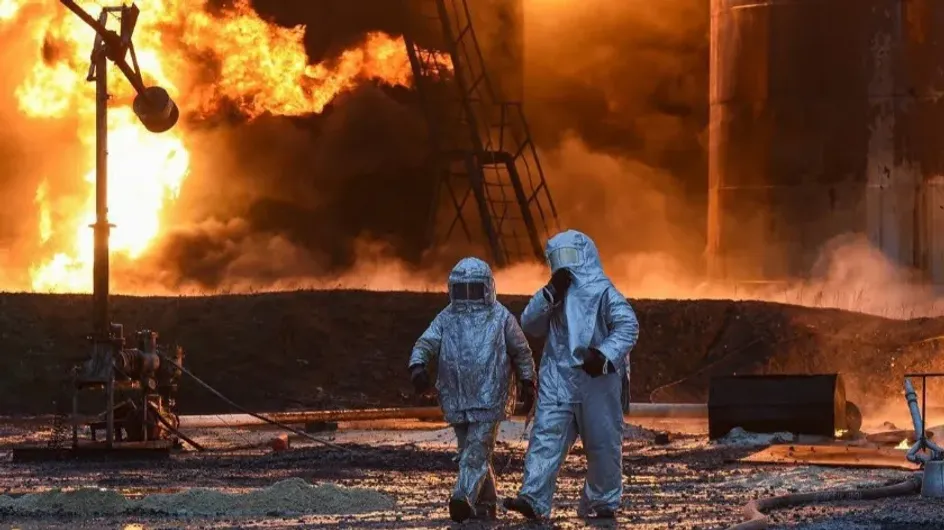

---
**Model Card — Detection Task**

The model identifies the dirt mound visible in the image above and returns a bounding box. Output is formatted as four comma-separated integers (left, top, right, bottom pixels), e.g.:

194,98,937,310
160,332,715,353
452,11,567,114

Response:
0,292,943,416
137,477,394,516
0,488,131,516
0,478,394,517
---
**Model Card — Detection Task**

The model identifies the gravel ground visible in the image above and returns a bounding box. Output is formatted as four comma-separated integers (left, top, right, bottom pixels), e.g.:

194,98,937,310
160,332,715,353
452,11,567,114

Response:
1,421,940,529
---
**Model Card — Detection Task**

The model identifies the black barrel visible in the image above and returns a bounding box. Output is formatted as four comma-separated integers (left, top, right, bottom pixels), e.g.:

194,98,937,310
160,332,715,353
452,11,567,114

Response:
708,374,847,439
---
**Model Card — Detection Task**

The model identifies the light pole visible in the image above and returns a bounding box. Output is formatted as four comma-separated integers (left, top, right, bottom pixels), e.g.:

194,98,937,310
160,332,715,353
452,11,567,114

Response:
60,1,180,449
60,0,179,338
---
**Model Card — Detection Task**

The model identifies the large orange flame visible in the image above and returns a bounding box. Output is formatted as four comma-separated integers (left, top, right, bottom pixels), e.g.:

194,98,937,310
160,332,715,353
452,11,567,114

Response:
0,0,17,20
2,0,449,293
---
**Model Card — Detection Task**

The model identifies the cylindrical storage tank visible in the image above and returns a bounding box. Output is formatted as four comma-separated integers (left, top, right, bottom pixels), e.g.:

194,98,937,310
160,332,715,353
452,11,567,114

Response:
708,0,944,282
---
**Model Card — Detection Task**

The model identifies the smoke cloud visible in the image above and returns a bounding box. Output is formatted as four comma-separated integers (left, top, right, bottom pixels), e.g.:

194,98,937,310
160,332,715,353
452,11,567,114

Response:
0,0,712,293
0,0,438,292
519,0,710,284
140,83,432,291
2,0,944,324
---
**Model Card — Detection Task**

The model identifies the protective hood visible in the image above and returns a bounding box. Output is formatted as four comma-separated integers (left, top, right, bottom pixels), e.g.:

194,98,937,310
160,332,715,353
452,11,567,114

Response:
410,255,535,424
547,230,611,366
448,257,497,308
521,229,638,409
545,230,607,288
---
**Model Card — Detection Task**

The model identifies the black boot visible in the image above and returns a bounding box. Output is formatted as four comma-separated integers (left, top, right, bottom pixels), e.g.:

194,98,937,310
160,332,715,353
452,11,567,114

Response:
449,497,474,523
579,506,616,520
502,496,538,520
589,507,615,519
473,504,497,521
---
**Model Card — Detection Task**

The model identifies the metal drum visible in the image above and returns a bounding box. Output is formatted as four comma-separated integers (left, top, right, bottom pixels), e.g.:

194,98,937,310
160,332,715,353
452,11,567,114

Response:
708,373,847,439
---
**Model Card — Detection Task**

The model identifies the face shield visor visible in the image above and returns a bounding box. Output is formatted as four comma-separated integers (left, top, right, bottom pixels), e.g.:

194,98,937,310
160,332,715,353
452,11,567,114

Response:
546,246,582,272
450,281,488,303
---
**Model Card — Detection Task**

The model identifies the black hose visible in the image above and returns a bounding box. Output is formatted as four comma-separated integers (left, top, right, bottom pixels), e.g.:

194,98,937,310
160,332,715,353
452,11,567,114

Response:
724,473,923,530
158,354,352,453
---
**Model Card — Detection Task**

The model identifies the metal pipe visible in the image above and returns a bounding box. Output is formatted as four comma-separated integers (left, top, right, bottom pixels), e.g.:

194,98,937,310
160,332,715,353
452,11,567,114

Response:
91,18,110,339
178,403,709,429
628,403,707,418
907,443,930,465
904,378,944,463
59,0,109,37
923,376,928,444
157,354,349,452
60,1,149,96
105,354,114,448
1,403,709,429
180,407,443,428
148,402,203,451
725,473,923,530
905,378,925,436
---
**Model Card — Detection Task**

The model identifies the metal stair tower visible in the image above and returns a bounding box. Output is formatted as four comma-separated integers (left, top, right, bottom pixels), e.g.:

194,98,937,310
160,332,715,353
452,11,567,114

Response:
403,0,559,267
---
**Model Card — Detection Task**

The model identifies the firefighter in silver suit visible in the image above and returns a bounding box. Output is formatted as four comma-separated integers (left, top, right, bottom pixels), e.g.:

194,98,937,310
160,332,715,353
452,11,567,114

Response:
409,257,536,522
504,230,639,520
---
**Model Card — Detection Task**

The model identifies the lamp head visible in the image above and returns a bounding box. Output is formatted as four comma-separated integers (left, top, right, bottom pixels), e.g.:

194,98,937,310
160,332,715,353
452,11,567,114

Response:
132,86,179,133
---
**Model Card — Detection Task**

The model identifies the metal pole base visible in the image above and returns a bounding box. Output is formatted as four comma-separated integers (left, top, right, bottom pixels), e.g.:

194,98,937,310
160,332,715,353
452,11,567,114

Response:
922,460,944,498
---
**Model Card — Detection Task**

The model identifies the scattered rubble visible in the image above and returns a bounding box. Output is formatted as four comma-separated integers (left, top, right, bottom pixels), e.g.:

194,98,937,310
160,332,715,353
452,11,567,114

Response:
715,427,796,447
0,421,935,528
722,466,905,492
624,423,658,441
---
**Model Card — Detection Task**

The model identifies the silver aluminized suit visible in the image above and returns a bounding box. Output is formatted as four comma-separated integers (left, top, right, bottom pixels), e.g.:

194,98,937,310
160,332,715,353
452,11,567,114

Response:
516,230,639,518
408,257,536,515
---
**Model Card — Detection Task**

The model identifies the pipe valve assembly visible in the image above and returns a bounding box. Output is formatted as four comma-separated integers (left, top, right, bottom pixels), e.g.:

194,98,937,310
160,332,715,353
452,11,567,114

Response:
54,0,185,455
903,375,944,498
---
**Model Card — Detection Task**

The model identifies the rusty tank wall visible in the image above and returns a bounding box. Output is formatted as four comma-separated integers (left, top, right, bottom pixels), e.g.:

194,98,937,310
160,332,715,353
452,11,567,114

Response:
708,0,944,282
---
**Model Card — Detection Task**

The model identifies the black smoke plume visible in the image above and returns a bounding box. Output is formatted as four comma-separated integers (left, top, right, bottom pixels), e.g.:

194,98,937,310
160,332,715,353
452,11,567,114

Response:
1,0,712,291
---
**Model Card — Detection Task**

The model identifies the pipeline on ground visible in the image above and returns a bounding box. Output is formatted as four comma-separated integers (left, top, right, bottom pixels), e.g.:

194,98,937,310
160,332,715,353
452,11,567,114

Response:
178,402,707,429
155,353,351,452
724,473,923,530
0,403,707,428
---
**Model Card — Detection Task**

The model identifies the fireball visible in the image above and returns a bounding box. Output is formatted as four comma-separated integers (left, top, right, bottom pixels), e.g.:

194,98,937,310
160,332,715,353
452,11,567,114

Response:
0,0,20,20
1,0,449,293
